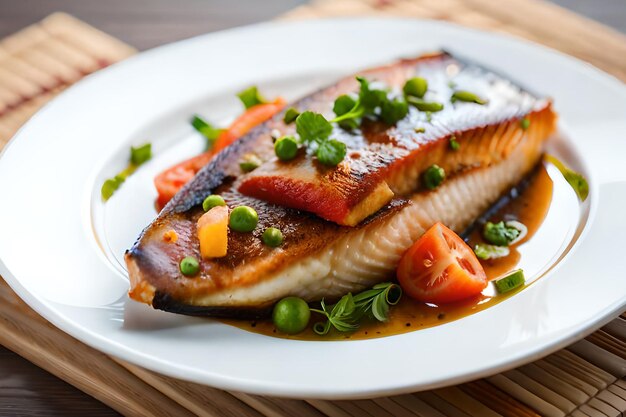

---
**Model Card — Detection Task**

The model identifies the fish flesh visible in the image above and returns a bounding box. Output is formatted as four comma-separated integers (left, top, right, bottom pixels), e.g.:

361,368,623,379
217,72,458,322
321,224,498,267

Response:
125,52,557,317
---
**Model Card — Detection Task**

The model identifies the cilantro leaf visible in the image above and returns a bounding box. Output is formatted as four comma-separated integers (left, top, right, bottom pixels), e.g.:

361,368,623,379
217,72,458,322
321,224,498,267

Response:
357,76,387,110
316,139,347,166
237,86,267,109
295,111,333,144
380,97,408,125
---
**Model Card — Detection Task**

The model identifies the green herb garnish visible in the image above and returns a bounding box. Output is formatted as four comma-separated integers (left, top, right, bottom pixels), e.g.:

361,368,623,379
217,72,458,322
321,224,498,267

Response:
101,143,152,201
545,154,589,201
407,96,444,112
283,107,300,124
380,97,409,125
414,127,426,134
295,111,346,166
333,95,359,130
191,115,224,150
237,86,267,109
494,269,525,294
520,118,531,130
311,282,402,335
130,143,152,166
239,153,262,172
316,139,347,166
474,244,510,260
451,90,488,105
449,135,460,151
482,221,521,246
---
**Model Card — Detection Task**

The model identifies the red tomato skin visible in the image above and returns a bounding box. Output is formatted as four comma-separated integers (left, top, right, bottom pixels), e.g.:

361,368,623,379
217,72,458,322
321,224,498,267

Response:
397,222,487,304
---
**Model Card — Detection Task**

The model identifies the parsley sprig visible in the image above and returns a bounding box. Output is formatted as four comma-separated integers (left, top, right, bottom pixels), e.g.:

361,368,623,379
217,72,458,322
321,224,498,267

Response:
311,282,402,335
295,111,347,166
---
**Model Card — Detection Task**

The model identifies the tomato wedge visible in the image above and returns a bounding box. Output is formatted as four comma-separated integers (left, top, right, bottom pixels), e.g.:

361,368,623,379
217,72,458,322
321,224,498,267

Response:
154,97,286,209
397,222,487,304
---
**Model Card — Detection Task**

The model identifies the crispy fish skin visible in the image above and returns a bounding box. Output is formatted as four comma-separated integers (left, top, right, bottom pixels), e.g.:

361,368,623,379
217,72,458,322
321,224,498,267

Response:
125,52,557,317
238,53,548,225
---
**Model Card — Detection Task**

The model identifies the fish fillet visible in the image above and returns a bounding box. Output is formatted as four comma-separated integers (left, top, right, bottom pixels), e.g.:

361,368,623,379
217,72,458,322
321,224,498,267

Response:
125,52,557,317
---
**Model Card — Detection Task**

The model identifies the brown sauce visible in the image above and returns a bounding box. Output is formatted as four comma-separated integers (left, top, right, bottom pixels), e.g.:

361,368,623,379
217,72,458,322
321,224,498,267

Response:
221,166,554,340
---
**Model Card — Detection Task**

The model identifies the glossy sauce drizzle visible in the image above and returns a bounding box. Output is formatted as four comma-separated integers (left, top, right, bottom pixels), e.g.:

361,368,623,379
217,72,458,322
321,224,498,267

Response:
222,165,554,340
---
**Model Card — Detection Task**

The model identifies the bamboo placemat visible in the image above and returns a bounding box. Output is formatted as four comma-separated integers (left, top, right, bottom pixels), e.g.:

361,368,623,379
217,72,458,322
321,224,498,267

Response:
0,6,625,417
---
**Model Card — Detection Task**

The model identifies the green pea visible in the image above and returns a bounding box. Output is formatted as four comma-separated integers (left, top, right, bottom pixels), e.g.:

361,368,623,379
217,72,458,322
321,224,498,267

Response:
262,227,283,247
229,206,258,232
423,164,446,190
272,297,311,334
180,256,200,276
202,194,226,212
403,77,428,98
274,136,298,161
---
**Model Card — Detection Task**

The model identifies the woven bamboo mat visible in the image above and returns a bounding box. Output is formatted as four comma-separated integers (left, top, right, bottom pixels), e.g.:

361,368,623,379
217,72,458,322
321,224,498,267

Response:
0,5,625,417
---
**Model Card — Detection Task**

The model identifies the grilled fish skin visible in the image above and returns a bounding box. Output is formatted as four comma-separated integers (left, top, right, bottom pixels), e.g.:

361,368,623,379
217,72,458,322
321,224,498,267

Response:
125,52,557,317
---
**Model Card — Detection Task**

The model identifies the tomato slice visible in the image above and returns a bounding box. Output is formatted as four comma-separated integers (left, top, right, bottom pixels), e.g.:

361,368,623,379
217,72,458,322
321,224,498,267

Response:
397,222,487,304
154,97,286,209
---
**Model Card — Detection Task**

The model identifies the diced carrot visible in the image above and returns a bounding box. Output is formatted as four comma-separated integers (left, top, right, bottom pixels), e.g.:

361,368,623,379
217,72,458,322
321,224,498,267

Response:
197,206,229,258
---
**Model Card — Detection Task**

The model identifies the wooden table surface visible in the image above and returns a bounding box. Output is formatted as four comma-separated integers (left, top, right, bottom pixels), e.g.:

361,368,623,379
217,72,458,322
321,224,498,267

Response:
0,0,623,415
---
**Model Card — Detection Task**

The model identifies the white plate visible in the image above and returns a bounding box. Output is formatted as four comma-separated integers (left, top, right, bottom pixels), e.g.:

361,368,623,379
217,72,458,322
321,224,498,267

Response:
0,18,625,399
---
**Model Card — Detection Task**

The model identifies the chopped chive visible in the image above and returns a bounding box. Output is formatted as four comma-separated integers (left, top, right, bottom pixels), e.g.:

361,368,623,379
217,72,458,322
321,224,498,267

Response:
191,115,224,149
451,90,488,105
130,143,152,166
474,244,510,260
407,97,444,112
239,154,262,172
494,269,525,294
414,127,426,133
